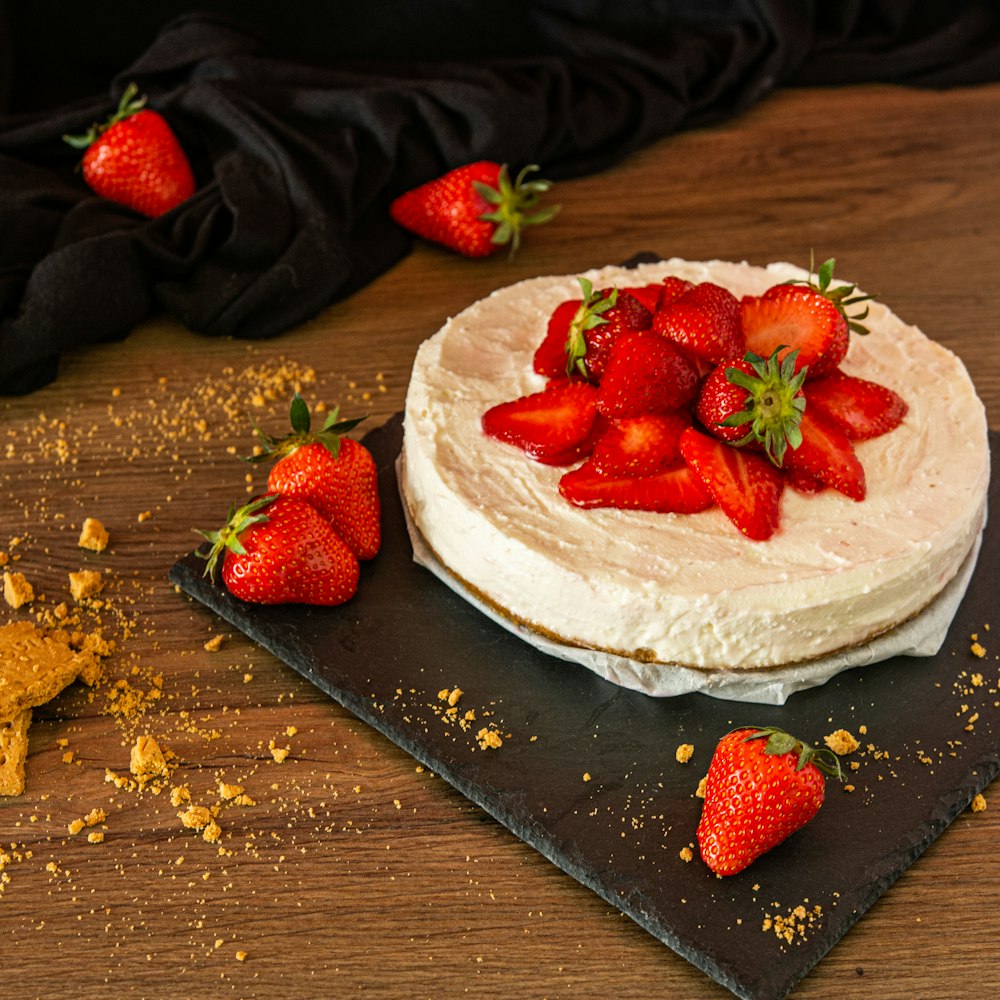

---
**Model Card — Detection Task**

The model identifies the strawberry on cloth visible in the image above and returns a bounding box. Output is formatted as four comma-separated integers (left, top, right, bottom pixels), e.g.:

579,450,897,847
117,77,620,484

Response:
389,161,559,258
697,726,842,876
63,82,195,218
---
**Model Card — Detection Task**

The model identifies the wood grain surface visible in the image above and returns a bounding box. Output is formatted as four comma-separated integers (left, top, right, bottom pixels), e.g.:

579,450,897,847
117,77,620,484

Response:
2,82,999,1000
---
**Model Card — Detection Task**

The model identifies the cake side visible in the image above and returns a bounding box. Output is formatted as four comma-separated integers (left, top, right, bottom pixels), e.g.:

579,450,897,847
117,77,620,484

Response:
401,259,990,670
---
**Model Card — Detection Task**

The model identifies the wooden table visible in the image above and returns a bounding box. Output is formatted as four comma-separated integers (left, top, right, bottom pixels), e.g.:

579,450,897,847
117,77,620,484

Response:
3,81,999,1000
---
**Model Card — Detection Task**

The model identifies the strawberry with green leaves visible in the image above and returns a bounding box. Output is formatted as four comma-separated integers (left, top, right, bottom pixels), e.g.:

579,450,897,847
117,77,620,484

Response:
694,348,807,467
63,82,195,218
198,494,360,606
742,259,872,379
697,726,842,876
389,162,558,258
248,394,381,560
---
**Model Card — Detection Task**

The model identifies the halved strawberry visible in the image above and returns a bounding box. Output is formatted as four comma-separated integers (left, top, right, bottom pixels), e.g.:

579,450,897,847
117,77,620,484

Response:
559,461,714,513
653,282,744,366
482,379,600,464
742,286,847,379
783,409,866,500
589,412,691,477
805,370,908,440
596,331,699,418
679,427,785,540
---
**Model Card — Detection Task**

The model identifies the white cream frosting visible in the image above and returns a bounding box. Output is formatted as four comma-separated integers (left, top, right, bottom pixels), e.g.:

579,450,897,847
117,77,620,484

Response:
401,259,990,671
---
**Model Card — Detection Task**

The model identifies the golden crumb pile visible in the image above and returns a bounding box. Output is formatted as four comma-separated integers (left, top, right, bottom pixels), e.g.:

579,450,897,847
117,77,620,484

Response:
824,729,860,756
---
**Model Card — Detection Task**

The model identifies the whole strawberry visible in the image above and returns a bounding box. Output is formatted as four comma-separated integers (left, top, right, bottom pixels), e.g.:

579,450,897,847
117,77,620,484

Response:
248,394,381,561
198,494,359,606
64,82,195,218
389,162,559,258
694,347,807,466
697,726,842,876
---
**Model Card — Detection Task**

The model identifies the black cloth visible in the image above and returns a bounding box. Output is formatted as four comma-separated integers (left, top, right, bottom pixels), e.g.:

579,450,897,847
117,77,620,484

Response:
2,2,999,395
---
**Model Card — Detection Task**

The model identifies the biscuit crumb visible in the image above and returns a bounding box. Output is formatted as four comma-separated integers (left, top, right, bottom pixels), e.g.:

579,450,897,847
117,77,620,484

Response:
3,571,34,609
203,634,224,652
675,743,694,764
69,569,103,602
269,741,289,763
679,846,694,862
582,772,591,782
695,776,708,799
78,518,109,552
476,728,503,750
971,793,987,813
970,640,987,658
130,734,169,788
824,729,860,756
235,950,248,962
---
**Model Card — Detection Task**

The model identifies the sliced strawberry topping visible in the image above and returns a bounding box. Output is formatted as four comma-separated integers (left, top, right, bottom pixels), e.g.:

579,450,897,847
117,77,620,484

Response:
742,286,848,379
596,331,699,418
559,461,714,514
653,282,744,366
805,370,908,440
784,409,866,500
658,275,696,308
589,412,691,477
533,298,583,378
679,427,785,541
482,380,600,464
786,467,829,495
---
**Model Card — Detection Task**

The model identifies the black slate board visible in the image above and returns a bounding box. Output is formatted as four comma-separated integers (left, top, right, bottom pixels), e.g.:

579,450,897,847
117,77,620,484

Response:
170,415,1000,1000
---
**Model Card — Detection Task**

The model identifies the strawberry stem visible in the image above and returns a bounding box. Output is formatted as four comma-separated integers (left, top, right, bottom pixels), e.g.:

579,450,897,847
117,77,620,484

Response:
740,726,843,781
785,253,874,336
63,81,148,150
196,494,277,580
721,347,806,467
474,164,560,260
564,277,618,380
245,391,365,463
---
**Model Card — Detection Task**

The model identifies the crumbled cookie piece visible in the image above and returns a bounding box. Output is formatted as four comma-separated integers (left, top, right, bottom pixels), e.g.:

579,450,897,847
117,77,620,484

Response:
679,846,694,863
675,743,695,764
0,709,32,797
0,622,89,719
476,727,503,750
78,518,109,553
824,729,860,756
3,571,34,609
203,634,224,652
69,569,104,602
129,734,169,788
971,793,987,813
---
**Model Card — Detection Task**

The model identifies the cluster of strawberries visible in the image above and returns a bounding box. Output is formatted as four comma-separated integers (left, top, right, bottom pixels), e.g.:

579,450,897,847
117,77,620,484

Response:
482,260,908,540
198,394,380,606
